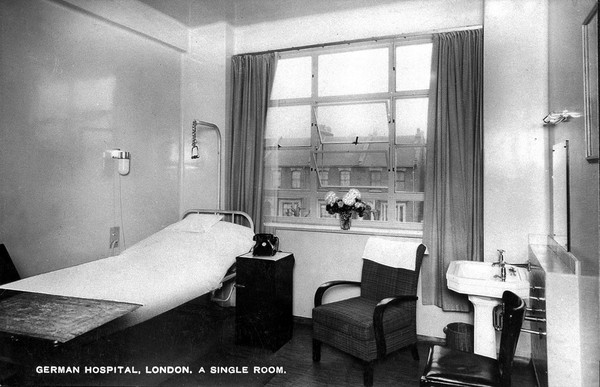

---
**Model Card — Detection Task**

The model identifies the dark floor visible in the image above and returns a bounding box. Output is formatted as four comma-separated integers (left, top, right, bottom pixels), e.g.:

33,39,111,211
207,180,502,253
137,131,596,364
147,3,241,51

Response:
1,298,538,386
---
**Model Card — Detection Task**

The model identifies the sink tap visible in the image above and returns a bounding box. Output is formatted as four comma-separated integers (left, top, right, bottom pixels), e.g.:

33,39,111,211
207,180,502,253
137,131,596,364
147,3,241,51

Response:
492,249,506,281
492,249,505,267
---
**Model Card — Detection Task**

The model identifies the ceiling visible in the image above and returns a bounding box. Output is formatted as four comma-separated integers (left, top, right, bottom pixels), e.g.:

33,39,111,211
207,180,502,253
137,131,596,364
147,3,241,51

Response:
138,0,406,28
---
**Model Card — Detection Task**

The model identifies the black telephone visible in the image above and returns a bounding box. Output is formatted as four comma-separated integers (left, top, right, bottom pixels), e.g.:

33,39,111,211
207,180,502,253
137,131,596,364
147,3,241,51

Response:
252,234,279,256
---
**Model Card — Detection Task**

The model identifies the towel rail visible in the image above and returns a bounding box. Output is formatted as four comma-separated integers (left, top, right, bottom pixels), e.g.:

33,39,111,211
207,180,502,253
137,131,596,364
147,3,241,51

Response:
521,328,547,337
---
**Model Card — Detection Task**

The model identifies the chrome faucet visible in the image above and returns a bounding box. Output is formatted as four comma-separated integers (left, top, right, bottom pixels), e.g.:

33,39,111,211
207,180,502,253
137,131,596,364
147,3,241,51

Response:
492,249,506,281
492,249,505,266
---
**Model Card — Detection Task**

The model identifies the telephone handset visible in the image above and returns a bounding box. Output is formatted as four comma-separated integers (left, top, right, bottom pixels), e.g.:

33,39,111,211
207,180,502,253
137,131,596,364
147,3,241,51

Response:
252,234,279,256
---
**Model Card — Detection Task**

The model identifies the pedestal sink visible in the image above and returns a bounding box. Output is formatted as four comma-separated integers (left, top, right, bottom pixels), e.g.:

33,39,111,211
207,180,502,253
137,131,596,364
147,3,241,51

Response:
446,261,529,358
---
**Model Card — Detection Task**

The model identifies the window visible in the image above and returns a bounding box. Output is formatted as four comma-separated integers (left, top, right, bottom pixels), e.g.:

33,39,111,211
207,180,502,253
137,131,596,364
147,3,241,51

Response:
264,37,432,228
274,169,282,189
319,168,329,187
370,169,382,187
291,169,302,189
339,169,351,187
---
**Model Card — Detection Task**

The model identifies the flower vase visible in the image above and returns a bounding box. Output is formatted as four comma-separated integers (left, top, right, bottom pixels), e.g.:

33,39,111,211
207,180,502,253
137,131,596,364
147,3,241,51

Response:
339,212,352,230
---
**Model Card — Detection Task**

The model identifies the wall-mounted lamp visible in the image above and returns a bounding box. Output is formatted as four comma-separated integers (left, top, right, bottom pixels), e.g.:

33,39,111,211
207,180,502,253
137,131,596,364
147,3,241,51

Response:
108,149,131,175
543,110,582,125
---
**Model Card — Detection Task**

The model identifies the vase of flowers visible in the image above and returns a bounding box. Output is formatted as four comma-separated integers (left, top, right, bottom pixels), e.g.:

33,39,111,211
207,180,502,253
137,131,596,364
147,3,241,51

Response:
324,189,371,230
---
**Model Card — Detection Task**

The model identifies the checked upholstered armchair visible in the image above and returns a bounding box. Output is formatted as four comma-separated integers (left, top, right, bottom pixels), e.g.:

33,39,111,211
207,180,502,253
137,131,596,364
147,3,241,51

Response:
312,238,426,386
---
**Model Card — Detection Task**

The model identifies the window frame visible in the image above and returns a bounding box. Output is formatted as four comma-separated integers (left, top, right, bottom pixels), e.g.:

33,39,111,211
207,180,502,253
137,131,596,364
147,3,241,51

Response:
264,36,432,232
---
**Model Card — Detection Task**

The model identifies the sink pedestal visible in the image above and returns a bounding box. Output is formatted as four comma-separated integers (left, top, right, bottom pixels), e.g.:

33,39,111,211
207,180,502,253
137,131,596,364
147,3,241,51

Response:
468,295,501,358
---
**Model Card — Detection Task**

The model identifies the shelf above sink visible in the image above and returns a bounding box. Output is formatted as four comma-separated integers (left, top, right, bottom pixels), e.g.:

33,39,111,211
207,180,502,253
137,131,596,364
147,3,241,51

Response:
447,260,530,299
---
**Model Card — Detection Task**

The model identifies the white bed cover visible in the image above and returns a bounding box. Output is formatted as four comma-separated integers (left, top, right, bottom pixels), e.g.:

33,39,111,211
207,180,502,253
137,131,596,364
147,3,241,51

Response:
1,221,254,333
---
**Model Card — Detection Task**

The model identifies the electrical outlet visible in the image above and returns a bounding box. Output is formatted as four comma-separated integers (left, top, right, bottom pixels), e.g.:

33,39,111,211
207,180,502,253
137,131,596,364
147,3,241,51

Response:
109,226,120,248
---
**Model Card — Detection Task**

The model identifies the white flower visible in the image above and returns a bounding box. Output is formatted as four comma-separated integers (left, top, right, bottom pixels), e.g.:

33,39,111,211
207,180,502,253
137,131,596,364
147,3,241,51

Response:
325,191,338,205
348,188,361,200
343,190,358,206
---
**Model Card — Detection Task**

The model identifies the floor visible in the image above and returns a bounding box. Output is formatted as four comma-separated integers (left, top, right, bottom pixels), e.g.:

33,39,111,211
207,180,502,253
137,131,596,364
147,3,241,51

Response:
1,297,538,386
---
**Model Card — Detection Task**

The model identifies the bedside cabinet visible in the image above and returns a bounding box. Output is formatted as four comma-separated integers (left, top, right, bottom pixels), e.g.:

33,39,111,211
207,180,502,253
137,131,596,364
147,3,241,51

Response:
235,252,294,351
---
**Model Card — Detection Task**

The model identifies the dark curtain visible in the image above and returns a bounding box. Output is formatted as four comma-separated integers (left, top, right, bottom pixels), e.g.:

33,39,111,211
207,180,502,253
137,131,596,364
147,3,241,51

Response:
422,29,484,312
227,53,277,232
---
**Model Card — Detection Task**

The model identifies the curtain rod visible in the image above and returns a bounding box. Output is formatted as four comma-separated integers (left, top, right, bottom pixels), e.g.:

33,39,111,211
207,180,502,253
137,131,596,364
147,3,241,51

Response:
234,24,483,57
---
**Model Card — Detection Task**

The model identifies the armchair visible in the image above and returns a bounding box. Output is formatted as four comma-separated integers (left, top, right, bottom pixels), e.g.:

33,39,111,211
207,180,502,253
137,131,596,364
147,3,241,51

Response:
312,239,426,386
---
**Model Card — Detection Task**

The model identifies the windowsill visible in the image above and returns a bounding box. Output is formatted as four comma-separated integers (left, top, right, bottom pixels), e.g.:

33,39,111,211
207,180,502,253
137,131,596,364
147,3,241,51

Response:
264,217,423,238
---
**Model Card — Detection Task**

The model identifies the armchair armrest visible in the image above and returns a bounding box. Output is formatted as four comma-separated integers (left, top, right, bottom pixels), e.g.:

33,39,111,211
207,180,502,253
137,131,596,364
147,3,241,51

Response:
314,280,361,307
373,295,418,358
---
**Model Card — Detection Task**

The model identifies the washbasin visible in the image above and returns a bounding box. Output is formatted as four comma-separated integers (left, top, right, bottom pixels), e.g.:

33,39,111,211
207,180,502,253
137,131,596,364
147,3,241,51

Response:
446,260,530,358
447,260,530,299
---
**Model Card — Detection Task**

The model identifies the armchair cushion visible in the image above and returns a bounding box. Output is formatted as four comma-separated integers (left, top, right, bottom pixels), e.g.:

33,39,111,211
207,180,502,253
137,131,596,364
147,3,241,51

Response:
421,345,501,387
313,296,415,341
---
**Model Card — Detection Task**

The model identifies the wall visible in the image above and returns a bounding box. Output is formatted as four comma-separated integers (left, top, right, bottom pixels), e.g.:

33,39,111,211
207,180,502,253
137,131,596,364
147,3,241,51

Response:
483,0,549,264
482,0,549,361
180,22,232,212
0,0,183,276
548,0,599,275
548,1,600,385
230,0,484,339
233,0,483,54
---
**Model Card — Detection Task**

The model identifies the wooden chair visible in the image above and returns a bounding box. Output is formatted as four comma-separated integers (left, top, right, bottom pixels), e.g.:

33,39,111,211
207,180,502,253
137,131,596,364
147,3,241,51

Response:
312,240,426,386
420,290,526,387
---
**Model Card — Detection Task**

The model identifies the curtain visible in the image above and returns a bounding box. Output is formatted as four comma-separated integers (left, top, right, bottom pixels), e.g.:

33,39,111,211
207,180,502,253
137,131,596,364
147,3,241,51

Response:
422,29,484,312
227,53,277,232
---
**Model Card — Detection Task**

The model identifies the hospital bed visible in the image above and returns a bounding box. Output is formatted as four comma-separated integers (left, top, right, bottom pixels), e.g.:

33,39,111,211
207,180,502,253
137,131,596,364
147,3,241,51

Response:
0,209,254,346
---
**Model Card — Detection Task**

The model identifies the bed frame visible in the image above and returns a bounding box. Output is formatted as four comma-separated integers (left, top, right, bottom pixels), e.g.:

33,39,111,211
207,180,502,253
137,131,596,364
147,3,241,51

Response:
183,209,254,231
183,209,254,306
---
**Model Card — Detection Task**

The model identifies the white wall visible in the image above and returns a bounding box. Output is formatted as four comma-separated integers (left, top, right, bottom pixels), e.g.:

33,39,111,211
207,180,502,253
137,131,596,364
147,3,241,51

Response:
483,0,550,265
0,0,184,276
180,22,232,213
233,0,483,54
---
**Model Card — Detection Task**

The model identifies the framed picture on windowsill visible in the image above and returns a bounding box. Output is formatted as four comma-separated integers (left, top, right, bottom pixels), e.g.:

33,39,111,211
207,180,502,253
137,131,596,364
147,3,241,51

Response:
583,2,598,162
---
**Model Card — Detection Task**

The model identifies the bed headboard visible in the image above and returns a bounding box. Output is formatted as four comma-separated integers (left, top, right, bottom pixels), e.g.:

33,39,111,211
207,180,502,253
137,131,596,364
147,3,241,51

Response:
182,209,254,231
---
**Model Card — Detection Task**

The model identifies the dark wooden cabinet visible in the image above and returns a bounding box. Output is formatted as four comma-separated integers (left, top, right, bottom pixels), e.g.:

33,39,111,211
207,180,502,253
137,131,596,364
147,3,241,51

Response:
235,252,294,351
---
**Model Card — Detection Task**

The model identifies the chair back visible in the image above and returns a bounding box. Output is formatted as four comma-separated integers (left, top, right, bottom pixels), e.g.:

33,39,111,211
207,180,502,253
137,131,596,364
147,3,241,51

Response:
361,243,426,301
498,290,526,387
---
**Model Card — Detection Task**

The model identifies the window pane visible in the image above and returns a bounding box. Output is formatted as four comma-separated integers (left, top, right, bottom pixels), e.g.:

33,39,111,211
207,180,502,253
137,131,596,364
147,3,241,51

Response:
317,103,388,143
395,43,432,91
266,105,311,147
319,200,336,218
264,148,310,174
277,198,306,217
395,98,428,144
270,56,312,99
364,199,388,221
395,147,426,192
396,200,424,223
314,146,389,189
319,48,388,96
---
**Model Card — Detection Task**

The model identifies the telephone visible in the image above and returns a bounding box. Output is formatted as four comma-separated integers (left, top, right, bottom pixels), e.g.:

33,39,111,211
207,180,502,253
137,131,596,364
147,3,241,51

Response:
252,234,279,256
